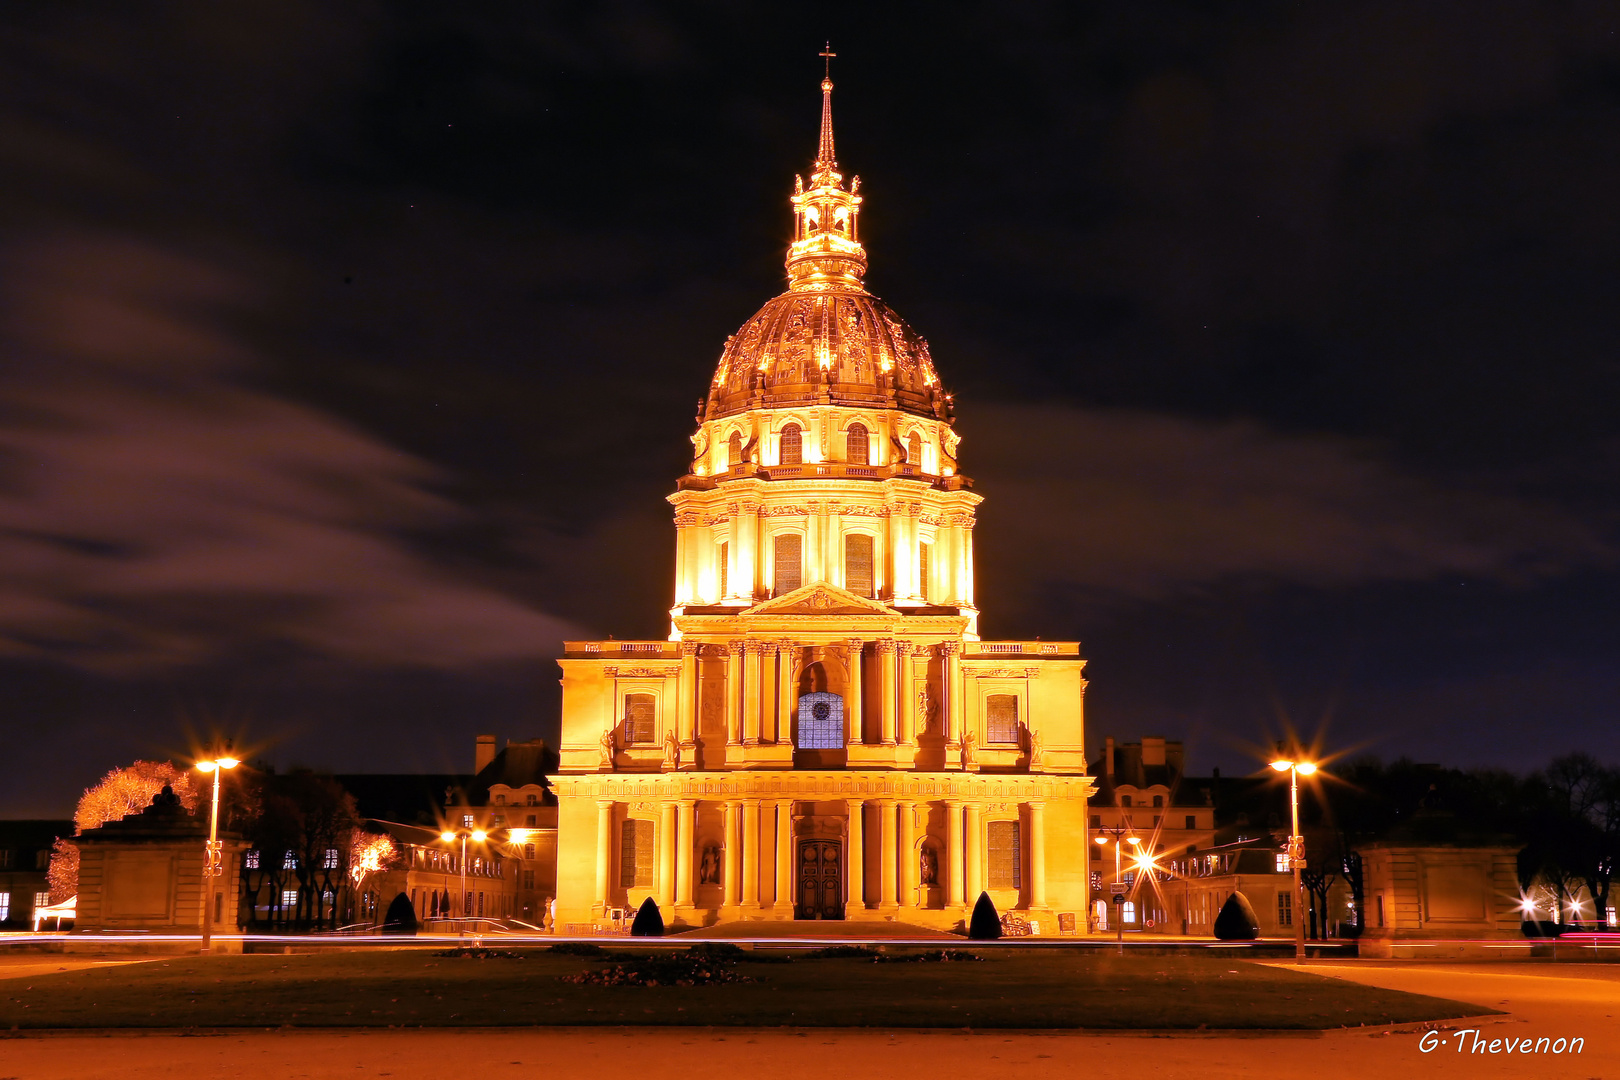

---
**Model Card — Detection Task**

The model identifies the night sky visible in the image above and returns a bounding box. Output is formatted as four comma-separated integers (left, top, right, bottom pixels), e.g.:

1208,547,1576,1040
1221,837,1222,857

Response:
3,3,1618,817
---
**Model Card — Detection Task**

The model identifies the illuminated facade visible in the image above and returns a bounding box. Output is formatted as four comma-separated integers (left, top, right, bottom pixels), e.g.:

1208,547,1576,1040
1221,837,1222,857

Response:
550,66,1094,933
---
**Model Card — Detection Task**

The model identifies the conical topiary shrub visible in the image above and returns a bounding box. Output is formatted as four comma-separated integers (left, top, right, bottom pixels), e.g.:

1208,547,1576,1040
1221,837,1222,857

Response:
968,891,1002,939
381,891,418,935
630,896,665,937
1213,891,1260,940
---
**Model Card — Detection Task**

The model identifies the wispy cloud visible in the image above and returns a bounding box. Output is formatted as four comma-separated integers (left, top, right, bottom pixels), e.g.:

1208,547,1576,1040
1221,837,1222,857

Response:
0,237,578,673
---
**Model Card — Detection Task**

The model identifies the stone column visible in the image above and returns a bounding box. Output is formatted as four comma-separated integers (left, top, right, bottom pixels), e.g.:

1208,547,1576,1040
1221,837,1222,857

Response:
845,638,864,745
722,801,740,908
742,801,761,906
897,643,915,745
806,500,824,582
738,500,760,599
675,800,695,907
964,802,983,900
724,646,742,747
945,799,965,907
941,642,963,746
677,642,699,748
846,798,865,912
898,801,916,908
1029,801,1048,910
743,641,763,745
960,518,975,607
878,639,897,745
776,641,796,744
594,800,614,914
775,800,794,911
657,802,676,908
879,800,898,908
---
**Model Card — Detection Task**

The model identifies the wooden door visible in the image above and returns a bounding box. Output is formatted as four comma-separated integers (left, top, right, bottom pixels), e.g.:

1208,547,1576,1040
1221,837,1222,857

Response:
796,839,844,920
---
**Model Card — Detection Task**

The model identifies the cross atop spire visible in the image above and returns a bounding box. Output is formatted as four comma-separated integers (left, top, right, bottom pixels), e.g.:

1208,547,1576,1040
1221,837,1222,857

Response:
816,44,837,172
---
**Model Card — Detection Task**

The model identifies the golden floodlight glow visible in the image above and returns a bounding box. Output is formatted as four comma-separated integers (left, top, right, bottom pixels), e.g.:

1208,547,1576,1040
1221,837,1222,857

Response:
1297,762,1317,775
196,761,216,773
1094,836,1109,846
440,831,456,842
471,830,488,842
1271,760,1292,772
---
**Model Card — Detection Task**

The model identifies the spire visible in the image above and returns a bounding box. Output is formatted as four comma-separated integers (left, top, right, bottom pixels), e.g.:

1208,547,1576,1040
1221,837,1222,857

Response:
816,44,837,172
787,47,867,292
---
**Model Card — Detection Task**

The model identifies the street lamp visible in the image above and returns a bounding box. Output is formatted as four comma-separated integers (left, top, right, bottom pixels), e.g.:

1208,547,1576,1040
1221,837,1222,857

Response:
1093,828,1142,954
1270,757,1317,962
439,827,488,937
195,752,240,954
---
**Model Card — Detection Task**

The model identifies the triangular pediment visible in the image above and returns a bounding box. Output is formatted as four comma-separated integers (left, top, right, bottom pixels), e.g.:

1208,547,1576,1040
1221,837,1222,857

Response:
744,582,899,616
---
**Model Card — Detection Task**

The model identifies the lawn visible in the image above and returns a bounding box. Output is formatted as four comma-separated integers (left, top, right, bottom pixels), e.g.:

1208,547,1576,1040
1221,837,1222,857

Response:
0,947,1488,1030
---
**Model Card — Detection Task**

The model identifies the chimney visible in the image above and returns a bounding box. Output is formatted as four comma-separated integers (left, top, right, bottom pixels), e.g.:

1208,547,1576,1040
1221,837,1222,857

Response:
474,734,497,774
1105,736,1115,779
1141,736,1166,768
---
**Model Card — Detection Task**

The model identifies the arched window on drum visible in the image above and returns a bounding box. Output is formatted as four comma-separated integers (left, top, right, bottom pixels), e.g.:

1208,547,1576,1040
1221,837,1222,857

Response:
779,423,803,465
907,432,922,468
846,423,870,465
796,692,845,749
727,432,743,466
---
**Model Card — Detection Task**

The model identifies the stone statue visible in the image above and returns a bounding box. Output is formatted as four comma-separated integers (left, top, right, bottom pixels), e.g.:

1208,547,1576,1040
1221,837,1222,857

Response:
1028,727,1044,768
916,685,934,734
599,726,615,768
961,730,978,769
699,845,721,885
662,730,680,769
919,847,938,886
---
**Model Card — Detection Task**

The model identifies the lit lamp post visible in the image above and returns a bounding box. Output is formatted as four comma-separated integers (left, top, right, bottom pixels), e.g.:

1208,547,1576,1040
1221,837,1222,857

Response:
1269,756,1317,962
195,752,240,954
1093,828,1142,954
439,827,487,937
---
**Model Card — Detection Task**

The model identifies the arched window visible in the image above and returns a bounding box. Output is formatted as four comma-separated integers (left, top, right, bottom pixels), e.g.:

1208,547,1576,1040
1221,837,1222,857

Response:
845,533,874,597
846,423,869,465
1123,900,1137,923
780,423,802,465
796,691,845,749
907,432,922,466
985,694,1020,744
727,432,742,466
620,819,654,888
623,693,655,744
773,533,802,595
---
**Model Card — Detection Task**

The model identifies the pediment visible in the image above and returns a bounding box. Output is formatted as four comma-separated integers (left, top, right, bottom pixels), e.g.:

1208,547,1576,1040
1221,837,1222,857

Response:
744,582,899,616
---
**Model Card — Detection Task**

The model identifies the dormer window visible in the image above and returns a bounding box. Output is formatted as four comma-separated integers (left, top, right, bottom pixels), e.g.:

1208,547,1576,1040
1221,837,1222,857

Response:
780,423,802,465
847,423,869,465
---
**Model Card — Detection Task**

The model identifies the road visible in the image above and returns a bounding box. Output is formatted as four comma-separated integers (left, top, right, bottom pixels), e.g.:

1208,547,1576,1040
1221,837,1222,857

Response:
0,961,1613,1078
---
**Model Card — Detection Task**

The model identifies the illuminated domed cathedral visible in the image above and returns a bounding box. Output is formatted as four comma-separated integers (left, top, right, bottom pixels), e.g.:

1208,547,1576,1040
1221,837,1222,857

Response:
550,62,1096,933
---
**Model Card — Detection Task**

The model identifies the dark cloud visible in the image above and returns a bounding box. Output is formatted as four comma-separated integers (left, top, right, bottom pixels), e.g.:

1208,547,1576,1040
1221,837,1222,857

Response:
0,237,579,674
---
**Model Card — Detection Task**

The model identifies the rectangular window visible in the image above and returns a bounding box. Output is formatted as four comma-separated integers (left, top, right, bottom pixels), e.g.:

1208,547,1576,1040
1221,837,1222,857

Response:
718,542,728,598
0,851,11,869
524,844,536,860
0,893,9,921
987,820,1022,889
525,815,537,826
619,819,654,888
624,693,656,745
281,889,298,909
494,793,506,805
1120,795,1132,808
985,694,1019,744
35,891,50,910
1185,815,1196,830
845,533,874,597
1377,894,1386,927
1277,892,1293,927
462,815,474,828
918,542,930,599
1090,815,1101,828
773,533,802,595
523,869,535,889
1090,870,1102,891
282,852,298,870
526,793,539,807
35,850,49,869
1275,852,1289,872
244,850,260,869
1152,795,1164,807
323,848,340,869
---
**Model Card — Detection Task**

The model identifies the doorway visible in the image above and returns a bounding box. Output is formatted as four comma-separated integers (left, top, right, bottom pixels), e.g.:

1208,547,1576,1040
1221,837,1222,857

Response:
796,839,844,920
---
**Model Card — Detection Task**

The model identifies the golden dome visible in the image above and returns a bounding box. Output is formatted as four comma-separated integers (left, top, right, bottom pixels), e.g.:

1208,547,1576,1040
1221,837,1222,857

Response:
706,291,947,421
702,64,952,423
